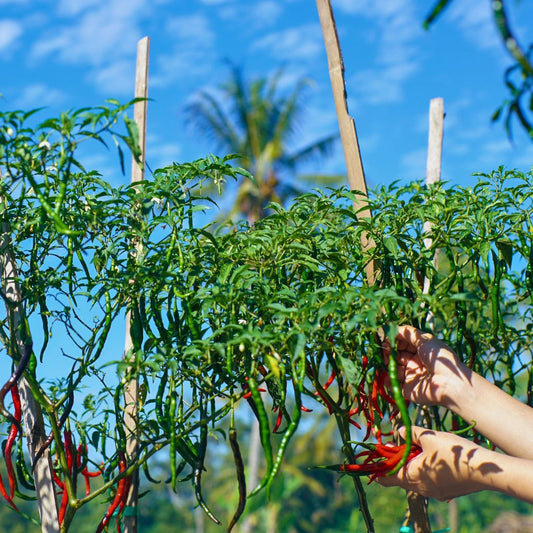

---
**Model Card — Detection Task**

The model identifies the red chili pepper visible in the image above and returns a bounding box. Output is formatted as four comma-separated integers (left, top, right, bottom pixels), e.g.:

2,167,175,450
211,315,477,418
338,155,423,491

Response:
95,454,129,533
77,444,102,496
300,405,313,413
115,475,132,533
242,388,266,400
343,442,421,478
272,408,283,433
5,385,21,500
58,430,75,525
323,370,337,391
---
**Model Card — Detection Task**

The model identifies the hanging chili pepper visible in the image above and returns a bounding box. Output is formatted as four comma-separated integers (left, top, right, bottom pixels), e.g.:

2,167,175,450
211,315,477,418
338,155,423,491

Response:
313,370,336,395
76,444,102,497
58,430,75,526
5,385,21,500
227,427,246,533
95,453,129,533
194,411,221,525
247,374,274,497
0,343,32,432
272,407,283,433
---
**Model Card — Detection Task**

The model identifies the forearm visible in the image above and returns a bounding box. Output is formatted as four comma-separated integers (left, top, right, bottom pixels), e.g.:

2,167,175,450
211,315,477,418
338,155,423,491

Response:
472,448,533,504
444,365,533,460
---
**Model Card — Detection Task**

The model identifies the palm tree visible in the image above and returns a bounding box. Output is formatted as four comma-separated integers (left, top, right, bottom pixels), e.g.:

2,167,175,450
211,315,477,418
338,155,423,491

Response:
186,66,341,223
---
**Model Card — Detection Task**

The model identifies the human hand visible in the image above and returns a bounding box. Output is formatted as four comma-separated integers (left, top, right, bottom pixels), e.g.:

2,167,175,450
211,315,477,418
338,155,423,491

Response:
376,425,495,501
387,325,468,408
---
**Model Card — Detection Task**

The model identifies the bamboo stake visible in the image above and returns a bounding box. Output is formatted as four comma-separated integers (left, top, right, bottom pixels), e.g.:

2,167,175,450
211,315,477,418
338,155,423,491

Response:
403,98,445,533
315,0,374,284
123,35,150,533
0,203,59,532
315,2,378,531
422,98,444,308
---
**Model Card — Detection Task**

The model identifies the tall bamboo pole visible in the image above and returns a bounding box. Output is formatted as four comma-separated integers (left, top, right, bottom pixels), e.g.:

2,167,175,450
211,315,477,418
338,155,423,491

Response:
403,98,446,533
315,0,374,284
0,196,59,532
316,1,378,531
123,36,150,533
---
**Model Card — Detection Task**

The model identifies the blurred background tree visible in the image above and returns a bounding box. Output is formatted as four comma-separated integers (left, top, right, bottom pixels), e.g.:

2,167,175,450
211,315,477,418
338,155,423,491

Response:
185,66,343,222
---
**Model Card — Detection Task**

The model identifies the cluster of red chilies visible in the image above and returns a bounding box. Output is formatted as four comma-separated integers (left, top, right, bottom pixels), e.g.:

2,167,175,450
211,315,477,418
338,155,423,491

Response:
335,441,422,481
54,431,104,525
241,353,420,479
52,431,130,531
312,356,421,479
0,385,21,511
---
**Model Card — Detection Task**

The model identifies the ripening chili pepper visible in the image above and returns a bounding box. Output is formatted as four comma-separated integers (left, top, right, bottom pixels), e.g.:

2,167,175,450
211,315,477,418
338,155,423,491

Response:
59,430,75,526
317,370,336,393
95,453,129,533
325,442,422,479
0,344,31,430
300,405,313,413
5,385,21,500
77,444,101,496
272,407,283,433
242,388,266,400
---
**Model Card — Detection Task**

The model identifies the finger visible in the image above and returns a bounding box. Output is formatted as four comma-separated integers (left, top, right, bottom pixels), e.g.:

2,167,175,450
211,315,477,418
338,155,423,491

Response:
397,326,433,352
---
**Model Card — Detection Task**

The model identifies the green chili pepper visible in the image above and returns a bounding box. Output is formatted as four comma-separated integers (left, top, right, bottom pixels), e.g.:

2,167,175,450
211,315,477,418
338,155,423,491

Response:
194,405,220,525
386,326,412,475
227,427,246,533
247,374,274,497
264,379,302,498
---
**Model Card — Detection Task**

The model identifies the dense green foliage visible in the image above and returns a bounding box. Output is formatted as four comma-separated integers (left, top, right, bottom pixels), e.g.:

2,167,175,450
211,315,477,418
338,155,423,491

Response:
1,103,533,531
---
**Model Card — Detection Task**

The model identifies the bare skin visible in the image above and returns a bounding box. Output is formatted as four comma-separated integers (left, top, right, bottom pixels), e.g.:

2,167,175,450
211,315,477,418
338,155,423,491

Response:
377,326,533,503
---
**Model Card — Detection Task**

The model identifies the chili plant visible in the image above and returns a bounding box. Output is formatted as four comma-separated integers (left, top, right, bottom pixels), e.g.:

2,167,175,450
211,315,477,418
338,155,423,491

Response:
1,101,533,533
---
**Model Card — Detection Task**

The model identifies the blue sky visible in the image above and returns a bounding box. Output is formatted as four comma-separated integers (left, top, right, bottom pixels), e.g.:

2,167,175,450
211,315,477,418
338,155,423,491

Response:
1,0,532,192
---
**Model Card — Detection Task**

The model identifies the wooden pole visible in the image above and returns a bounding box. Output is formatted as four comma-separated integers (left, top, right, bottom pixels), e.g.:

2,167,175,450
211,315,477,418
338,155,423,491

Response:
0,208,59,532
123,35,150,533
316,2,378,531
422,98,444,296
403,98,446,533
315,0,374,283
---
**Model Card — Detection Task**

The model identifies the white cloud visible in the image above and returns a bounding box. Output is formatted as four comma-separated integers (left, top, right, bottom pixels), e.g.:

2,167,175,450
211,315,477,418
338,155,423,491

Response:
335,0,422,105
446,0,499,51
93,60,136,96
0,20,22,52
401,147,427,179
252,24,323,61
165,14,215,47
151,14,216,88
147,139,182,169
32,0,147,66
13,83,65,109
248,1,283,28
57,0,102,16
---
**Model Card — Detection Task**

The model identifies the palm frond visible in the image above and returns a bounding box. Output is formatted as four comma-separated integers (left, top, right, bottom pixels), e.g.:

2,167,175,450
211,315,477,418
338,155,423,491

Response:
284,133,339,169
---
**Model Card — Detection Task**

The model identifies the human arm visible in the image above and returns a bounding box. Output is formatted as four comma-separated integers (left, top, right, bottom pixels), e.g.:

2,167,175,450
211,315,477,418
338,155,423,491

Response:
393,325,533,460
377,425,533,504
